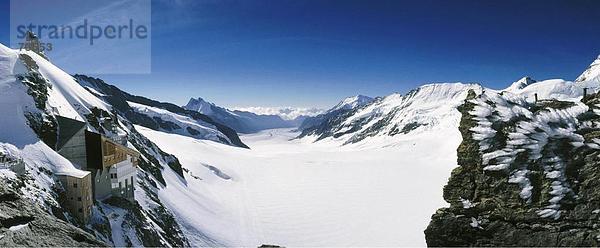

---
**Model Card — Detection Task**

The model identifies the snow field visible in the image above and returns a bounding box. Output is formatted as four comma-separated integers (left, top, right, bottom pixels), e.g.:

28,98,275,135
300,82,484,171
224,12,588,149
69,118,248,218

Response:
138,127,460,246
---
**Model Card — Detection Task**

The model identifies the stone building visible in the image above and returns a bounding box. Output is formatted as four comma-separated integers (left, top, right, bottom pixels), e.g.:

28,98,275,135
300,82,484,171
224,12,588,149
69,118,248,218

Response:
55,116,139,202
56,171,93,223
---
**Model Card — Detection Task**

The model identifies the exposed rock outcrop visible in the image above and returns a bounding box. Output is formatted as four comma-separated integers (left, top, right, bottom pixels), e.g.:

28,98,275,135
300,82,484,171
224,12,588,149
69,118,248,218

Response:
0,179,107,247
425,90,600,246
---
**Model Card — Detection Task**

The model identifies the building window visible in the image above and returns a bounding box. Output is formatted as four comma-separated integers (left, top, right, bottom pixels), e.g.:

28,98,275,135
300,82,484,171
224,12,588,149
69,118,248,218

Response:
119,182,122,188
73,183,78,188
78,208,83,213
77,197,82,201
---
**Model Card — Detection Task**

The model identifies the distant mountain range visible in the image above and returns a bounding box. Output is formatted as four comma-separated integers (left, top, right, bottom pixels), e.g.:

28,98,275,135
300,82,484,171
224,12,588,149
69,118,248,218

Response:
231,106,323,121
296,55,600,147
183,97,321,133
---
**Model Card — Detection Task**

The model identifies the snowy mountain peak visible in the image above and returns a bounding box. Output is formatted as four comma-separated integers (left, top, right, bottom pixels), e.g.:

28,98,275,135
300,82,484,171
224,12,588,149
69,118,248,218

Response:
575,54,600,83
505,76,537,92
330,95,374,111
184,97,215,115
408,83,482,104
299,82,484,145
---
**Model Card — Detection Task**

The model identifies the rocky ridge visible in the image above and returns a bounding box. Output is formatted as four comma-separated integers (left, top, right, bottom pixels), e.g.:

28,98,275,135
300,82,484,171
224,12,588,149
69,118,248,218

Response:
425,88,600,246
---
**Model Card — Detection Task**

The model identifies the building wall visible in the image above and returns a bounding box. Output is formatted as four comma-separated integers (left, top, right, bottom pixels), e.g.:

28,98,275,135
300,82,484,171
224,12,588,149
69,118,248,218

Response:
92,167,113,200
58,128,87,170
109,155,137,201
102,138,130,167
85,131,103,170
84,131,103,199
84,131,139,202
58,173,93,223
101,137,138,201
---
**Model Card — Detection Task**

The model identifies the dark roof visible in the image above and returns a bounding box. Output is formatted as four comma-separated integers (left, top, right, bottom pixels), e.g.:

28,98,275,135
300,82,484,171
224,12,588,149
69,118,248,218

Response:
56,116,87,151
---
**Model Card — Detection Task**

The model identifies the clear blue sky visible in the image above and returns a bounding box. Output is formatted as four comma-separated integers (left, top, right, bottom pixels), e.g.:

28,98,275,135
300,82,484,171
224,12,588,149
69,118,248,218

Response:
1,0,600,108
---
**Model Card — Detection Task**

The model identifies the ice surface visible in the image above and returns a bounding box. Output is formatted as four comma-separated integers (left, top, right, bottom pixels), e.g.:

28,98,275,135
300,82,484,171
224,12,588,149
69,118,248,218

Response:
138,127,460,246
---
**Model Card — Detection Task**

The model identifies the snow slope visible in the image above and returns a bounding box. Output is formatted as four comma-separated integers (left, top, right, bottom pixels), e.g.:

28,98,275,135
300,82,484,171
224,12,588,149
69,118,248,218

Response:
0,44,39,147
329,95,374,111
576,55,600,83
75,74,247,148
300,83,483,145
502,78,598,102
301,68,600,146
0,43,87,178
138,126,460,246
128,101,231,143
0,43,107,147
504,76,537,92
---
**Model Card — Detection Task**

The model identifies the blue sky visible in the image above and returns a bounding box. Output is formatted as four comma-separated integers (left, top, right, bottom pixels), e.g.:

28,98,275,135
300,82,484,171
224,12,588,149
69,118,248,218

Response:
2,0,600,108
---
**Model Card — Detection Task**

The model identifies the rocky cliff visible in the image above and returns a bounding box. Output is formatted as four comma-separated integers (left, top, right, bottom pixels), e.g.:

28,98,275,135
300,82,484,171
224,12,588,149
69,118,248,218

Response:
425,89,600,246
0,178,107,247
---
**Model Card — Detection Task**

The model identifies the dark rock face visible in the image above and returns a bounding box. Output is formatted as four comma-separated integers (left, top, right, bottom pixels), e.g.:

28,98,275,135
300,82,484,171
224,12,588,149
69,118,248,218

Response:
0,180,107,247
425,90,600,246
103,197,188,247
17,54,59,148
298,108,362,141
297,95,377,142
298,97,424,144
